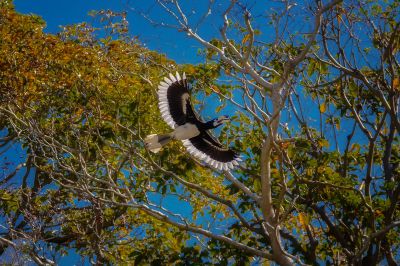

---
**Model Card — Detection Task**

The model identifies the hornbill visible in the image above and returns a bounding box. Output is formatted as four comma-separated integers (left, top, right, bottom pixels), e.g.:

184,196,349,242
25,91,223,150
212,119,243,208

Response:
145,72,240,170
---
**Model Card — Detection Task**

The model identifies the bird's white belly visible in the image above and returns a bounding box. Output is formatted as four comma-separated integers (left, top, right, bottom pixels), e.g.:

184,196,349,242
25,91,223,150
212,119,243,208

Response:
173,123,200,140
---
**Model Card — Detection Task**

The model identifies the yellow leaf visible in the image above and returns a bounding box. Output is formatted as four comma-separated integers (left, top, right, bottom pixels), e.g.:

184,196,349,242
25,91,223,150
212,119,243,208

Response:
306,168,313,176
74,107,83,117
318,139,329,148
393,77,399,91
319,102,326,113
337,14,342,25
242,34,250,44
184,65,196,74
211,85,220,94
299,212,308,229
374,209,383,217
279,142,291,149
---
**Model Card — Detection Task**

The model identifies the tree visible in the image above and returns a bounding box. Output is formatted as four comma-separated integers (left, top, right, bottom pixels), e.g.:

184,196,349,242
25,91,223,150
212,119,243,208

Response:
0,2,189,264
1,0,399,265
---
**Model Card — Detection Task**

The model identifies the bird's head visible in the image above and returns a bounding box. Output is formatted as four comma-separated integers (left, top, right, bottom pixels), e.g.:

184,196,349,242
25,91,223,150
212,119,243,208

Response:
212,115,230,127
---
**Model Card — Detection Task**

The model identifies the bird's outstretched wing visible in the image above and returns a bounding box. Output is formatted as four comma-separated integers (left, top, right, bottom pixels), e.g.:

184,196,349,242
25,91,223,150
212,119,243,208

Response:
158,72,240,170
157,72,200,129
182,131,241,171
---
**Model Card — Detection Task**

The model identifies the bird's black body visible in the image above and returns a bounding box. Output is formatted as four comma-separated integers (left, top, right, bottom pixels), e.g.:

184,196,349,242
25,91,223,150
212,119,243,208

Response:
146,72,241,170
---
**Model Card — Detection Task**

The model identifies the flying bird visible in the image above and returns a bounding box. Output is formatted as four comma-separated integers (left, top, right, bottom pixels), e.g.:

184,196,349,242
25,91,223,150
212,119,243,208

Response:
145,72,241,171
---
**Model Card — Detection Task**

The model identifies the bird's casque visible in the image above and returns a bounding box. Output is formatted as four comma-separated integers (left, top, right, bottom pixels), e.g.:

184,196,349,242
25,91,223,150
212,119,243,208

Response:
145,72,241,171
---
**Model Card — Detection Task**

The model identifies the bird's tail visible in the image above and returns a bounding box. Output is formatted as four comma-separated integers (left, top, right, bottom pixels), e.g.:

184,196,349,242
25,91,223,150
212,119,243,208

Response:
144,133,173,153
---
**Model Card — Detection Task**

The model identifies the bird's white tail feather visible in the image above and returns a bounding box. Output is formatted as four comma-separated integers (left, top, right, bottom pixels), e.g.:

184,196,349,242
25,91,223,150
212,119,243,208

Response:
144,133,172,153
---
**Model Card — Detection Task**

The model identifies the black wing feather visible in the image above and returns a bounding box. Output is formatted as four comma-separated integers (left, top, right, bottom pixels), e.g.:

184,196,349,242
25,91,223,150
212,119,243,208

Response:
189,132,238,163
158,73,201,128
166,81,188,126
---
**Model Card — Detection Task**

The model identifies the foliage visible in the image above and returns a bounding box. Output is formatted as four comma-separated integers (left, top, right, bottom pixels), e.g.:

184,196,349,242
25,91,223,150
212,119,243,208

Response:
0,2,200,264
0,0,399,265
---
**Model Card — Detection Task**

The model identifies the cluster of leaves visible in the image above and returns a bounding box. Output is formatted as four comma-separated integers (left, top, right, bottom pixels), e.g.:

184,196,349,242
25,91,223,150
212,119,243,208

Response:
0,1,226,264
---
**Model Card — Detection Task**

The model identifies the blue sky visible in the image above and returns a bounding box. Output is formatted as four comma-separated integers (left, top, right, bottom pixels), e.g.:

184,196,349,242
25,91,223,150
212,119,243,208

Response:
14,0,215,64
13,0,279,64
